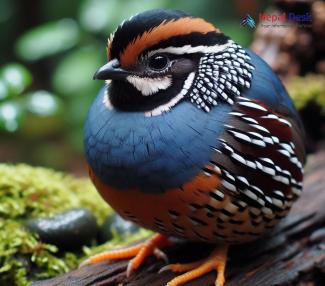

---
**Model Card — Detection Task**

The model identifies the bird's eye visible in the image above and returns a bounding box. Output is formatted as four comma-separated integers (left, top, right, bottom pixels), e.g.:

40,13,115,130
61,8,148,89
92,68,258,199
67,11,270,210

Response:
148,54,169,70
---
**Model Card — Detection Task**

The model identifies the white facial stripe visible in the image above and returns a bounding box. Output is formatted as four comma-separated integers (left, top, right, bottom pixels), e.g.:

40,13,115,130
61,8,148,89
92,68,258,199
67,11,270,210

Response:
145,72,196,117
126,76,172,96
147,42,232,57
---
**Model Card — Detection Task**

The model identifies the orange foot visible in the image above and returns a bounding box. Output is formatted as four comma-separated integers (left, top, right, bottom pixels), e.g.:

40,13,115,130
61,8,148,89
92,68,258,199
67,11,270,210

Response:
80,233,170,276
160,244,228,286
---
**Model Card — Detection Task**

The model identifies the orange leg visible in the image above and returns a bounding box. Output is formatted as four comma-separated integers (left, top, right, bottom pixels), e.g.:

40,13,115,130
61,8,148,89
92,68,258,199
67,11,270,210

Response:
160,244,228,286
80,234,170,276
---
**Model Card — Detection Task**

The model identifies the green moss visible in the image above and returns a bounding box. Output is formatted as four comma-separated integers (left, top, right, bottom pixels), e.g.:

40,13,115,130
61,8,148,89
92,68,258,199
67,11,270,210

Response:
0,164,110,222
286,74,325,112
0,164,146,286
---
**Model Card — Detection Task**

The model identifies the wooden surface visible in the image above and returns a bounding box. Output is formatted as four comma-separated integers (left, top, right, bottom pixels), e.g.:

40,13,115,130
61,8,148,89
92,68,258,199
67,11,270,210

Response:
32,145,325,286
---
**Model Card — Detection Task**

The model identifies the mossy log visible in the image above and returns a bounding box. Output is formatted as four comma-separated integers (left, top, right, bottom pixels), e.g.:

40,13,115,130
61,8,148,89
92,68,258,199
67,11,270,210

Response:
32,144,325,286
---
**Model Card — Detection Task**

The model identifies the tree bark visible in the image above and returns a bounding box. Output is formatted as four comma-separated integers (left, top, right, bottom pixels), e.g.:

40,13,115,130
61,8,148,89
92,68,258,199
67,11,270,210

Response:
31,144,325,286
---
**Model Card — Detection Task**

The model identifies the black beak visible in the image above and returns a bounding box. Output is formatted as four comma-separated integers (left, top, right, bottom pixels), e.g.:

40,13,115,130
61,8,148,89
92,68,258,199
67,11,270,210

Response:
93,59,130,80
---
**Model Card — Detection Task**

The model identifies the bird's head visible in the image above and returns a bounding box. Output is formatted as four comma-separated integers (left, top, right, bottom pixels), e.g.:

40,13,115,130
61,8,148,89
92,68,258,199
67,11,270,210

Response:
94,9,254,116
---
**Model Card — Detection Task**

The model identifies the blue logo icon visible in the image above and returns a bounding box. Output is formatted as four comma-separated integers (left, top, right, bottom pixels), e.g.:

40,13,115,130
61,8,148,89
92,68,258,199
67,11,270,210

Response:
241,14,256,28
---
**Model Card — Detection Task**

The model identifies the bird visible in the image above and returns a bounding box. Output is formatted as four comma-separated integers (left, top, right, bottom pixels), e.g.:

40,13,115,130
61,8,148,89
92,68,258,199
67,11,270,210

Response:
83,9,306,286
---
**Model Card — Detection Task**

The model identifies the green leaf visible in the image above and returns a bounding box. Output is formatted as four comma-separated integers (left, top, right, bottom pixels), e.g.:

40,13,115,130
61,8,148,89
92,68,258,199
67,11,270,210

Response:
16,19,80,61
19,90,64,138
0,63,32,97
114,0,167,27
79,0,118,32
79,0,167,33
25,90,63,117
0,101,24,133
0,79,8,101
52,46,103,96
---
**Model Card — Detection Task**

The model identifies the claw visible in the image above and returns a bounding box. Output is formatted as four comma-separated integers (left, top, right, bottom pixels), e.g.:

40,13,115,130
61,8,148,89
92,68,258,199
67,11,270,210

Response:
126,260,134,277
154,247,169,264
126,246,169,277
159,264,173,274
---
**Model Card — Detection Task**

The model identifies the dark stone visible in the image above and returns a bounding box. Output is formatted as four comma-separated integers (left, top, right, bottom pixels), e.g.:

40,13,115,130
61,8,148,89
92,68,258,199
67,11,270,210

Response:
98,213,139,243
26,208,98,250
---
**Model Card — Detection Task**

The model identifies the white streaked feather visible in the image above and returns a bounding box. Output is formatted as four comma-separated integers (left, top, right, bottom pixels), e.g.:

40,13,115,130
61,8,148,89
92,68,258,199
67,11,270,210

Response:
147,42,232,57
238,101,267,111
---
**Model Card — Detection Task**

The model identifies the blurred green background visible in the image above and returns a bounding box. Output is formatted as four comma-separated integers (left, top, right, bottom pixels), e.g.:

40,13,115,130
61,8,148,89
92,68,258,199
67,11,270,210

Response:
0,0,267,173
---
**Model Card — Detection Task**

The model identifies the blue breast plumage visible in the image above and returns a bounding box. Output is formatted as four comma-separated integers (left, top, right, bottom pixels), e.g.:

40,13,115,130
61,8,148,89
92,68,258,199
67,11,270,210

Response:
84,88,231,192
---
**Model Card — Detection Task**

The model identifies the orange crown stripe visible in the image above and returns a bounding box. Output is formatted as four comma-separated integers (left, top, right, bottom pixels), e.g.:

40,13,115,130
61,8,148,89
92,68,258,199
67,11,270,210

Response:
117,17,218,67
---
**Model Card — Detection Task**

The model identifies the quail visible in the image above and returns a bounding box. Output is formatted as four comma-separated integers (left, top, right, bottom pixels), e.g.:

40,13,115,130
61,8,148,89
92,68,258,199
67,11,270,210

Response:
83,9,306,286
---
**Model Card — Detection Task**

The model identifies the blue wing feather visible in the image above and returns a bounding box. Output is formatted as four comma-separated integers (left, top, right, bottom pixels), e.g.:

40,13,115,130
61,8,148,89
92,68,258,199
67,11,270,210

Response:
244,50,300,123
